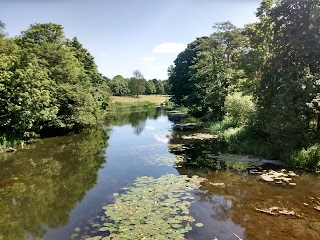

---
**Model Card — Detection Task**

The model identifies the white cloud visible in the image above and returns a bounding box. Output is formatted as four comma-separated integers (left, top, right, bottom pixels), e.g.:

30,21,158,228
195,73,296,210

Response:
139,56,156,62
152,42,187,54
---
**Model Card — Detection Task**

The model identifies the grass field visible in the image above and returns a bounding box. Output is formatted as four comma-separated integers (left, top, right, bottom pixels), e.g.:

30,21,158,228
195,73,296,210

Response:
111,95,169,104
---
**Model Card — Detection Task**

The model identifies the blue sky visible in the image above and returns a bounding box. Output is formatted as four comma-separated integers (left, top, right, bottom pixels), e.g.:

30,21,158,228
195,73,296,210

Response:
1,0,260,80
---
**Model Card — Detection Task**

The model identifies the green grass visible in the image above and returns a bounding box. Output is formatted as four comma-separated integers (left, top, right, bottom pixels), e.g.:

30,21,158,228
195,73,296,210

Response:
108,101,155,112
111,95,169,104
0,134,23,152
209,120,277,159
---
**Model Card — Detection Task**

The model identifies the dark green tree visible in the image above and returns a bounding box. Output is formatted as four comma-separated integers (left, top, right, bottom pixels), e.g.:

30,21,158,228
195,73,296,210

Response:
256,0,320,153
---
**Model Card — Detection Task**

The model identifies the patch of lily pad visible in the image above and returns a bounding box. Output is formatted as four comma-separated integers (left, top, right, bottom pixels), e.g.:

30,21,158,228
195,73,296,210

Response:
85,174,205,240
143,154,185,167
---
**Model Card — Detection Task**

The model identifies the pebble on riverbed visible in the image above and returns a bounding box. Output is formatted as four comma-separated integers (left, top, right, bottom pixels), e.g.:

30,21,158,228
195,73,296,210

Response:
259,169,299,185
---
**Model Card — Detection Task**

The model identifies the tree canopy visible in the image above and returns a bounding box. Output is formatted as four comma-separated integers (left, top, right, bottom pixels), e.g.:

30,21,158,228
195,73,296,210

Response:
168,0,320,161
0,22,110,140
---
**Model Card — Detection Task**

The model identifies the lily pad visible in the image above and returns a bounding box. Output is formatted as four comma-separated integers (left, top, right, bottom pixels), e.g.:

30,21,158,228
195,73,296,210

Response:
195,222,204,228
86,174,204,240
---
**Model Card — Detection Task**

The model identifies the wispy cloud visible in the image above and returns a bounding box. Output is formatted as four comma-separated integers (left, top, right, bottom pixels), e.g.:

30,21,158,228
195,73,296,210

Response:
139,56,156,62
152,42,187,54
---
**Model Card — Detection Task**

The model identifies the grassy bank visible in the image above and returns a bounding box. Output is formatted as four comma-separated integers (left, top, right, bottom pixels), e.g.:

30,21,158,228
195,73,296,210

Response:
208,119,320,171
111,95,168,104
1,96,168,153
107,101,155,112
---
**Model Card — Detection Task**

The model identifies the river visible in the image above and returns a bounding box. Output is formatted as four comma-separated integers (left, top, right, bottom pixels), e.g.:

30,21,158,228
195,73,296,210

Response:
1,109,320,240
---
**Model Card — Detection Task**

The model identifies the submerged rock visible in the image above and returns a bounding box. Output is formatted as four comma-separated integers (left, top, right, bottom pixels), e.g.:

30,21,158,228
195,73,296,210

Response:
5,147,16,153
259,170,299,185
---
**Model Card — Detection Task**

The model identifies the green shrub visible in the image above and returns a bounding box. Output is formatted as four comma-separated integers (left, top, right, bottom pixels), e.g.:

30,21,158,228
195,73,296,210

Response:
224,92,255,126
289,144,320,170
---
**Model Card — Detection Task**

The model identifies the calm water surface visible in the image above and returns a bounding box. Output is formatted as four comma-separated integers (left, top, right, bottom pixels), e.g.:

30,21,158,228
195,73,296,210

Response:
1,109,320,240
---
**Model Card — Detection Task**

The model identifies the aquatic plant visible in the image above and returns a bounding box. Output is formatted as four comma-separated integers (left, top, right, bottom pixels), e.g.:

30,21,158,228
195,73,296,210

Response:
144,154,185,167
84,174,204,240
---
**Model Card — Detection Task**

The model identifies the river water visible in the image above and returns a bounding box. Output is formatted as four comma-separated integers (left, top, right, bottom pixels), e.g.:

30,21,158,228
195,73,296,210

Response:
1,109,320,240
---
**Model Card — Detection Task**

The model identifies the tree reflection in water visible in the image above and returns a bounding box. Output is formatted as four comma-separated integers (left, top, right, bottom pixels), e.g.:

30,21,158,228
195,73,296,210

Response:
0,127,109,240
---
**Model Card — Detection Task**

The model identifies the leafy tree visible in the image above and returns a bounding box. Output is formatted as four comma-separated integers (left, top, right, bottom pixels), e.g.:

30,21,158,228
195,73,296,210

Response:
256,0,320,152
188,38,229,119
0,22,110,140
145,80,156,94
168,37,210,106
108,75,130,96
0,20,6,38
163,80,171,95
129,70,146,98
20,22,65,44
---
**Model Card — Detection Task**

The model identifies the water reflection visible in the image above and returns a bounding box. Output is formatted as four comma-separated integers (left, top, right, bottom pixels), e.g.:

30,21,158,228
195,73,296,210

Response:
105,108,165,135
2,109,320,240
0,127,109,240
170,124,320,240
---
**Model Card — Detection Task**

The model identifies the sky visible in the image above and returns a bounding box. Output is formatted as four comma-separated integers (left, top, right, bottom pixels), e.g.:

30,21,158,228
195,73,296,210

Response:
1,0,261,80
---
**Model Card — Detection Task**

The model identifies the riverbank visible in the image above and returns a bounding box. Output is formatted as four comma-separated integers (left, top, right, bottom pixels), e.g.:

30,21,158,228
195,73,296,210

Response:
168,107,320,172
0,98,166,153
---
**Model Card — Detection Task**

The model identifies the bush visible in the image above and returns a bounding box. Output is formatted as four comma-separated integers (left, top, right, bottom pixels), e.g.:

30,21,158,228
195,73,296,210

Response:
289,144,320,170
224,92,255,126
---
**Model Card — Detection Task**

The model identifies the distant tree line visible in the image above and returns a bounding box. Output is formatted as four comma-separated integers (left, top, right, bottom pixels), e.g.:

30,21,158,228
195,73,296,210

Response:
106,70,170,97
168,0,320,165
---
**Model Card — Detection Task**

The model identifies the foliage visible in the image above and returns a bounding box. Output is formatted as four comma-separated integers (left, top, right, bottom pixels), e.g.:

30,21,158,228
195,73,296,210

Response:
0,22,110,141
289,144,320,170
107,75,130,96
224,92,255,126
168,0,320,169
188,38,229,119
145,80,156,94
256,0,320,152
128,70,146,98
81,174,204,240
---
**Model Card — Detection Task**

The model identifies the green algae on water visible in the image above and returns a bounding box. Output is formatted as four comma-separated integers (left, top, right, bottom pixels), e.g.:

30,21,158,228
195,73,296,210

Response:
85,174,204,240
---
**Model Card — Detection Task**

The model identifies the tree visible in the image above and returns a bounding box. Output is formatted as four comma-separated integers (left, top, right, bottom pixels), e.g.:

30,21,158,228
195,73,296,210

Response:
20,22,65,44
256,0,320,153
0,22,111,140
168,37,210,106
188,38,229,119
145,80,156,94
129,70,146,98
0,20,6,38
108,75,130,96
